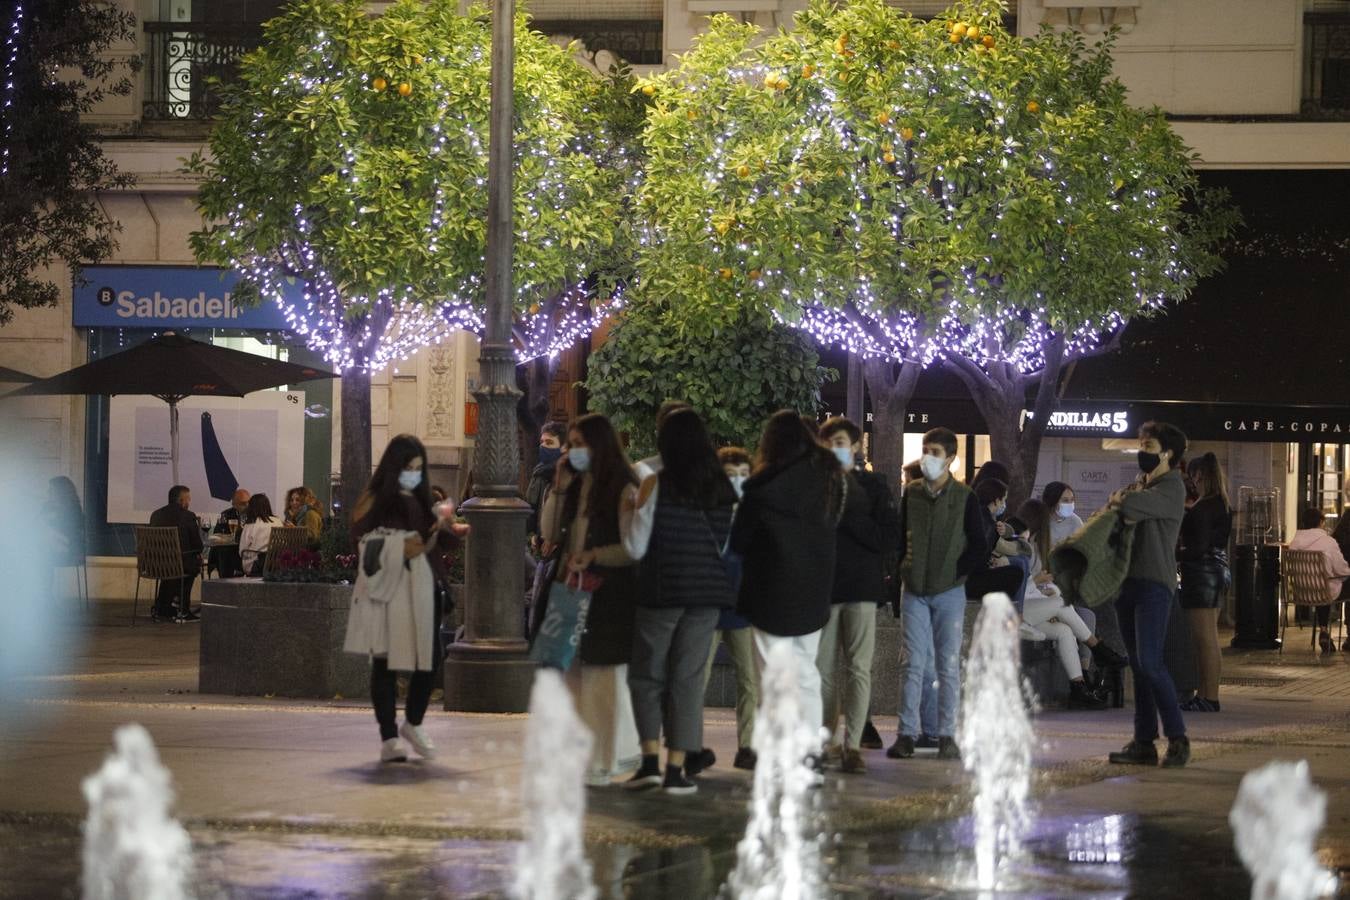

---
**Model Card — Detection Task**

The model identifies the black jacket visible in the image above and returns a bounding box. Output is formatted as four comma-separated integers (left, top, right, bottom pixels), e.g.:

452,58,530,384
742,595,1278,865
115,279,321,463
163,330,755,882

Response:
730,450,841,636
524,462,553,535
148,503,204,573
832,468,902,604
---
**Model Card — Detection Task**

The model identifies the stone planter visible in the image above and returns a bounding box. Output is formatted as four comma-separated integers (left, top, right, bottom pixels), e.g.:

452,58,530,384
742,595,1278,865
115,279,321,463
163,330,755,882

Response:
199,579,368,699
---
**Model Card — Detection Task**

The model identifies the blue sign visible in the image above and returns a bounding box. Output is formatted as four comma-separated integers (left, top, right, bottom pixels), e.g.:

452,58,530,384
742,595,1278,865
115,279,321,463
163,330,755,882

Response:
73,266,304,331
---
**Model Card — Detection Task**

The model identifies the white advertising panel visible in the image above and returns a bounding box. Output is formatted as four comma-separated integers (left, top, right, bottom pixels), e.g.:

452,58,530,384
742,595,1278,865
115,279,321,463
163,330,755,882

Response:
107,392,305,523
1059,458,1138,519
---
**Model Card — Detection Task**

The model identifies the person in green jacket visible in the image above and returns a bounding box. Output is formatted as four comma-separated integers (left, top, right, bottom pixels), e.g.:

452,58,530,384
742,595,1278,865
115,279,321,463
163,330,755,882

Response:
1107,421,1190,769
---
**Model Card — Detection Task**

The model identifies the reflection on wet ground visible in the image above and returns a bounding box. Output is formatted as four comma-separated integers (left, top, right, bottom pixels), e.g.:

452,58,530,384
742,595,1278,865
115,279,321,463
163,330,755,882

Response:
0,808,1256,899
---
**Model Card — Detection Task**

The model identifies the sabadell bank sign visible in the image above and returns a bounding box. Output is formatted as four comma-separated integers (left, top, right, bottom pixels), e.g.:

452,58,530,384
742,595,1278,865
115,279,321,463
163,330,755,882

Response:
73,266,304,331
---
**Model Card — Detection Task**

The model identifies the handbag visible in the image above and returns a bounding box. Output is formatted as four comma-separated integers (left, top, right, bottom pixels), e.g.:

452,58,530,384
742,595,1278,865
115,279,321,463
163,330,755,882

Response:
701,509,742,593
529,569,602,671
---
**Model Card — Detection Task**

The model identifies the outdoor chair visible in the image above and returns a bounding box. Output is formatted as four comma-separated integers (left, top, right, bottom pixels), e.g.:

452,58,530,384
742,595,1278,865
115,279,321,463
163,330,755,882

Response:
132,526,187,626
1280,549,1342,653
262,526,311,576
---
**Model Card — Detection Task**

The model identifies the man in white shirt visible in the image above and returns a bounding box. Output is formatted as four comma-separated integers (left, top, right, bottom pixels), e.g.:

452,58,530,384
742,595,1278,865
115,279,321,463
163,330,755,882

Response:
1288,508,1350,652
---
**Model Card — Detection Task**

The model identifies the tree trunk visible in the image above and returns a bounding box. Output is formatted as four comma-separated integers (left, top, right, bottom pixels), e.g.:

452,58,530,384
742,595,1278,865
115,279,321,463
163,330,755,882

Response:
515,354,557,479
862,358,921,495
846,352,864,425
947,338,1066,513
339,365,372,519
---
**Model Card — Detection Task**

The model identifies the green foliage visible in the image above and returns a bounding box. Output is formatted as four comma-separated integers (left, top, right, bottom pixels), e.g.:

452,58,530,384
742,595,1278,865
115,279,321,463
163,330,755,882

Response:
585,302,835,458
632,0,1237,367
187,0,631,366
0,1,138,325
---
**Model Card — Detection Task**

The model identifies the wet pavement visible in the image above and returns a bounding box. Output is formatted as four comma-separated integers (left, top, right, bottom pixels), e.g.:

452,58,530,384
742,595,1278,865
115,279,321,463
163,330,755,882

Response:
1,605,1348,897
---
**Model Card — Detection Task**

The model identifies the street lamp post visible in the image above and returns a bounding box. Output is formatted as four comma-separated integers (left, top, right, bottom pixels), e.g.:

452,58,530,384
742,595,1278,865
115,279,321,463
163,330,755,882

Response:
443,0,534,712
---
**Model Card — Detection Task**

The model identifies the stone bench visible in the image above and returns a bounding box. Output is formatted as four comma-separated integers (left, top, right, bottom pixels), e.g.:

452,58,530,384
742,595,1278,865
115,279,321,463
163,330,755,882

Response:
199,579,369,699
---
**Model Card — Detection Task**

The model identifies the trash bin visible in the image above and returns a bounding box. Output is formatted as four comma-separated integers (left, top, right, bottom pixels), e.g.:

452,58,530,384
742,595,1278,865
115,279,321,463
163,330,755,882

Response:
1231,543,1281,649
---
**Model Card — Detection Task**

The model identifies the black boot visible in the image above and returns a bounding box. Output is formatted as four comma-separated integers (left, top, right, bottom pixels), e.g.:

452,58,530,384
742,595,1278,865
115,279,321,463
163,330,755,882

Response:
1090,641,1129,669
1068,680,1108,710
1108,740,1158,766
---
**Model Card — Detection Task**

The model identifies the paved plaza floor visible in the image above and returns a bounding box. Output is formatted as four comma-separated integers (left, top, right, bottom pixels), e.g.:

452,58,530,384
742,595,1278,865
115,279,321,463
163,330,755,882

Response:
1,602,1347,898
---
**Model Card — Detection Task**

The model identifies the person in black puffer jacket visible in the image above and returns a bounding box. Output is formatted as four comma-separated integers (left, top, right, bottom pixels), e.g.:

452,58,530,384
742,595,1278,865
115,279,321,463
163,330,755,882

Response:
621,409,738,795
730,410,845,749
815,417,901,774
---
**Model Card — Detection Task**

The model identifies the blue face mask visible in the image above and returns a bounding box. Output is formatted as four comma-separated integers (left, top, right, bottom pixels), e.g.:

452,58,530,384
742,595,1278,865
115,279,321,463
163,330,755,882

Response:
537,446,562,468
398,469,422,492
568,447,591,473
832,446,855,469
994,501,1007,518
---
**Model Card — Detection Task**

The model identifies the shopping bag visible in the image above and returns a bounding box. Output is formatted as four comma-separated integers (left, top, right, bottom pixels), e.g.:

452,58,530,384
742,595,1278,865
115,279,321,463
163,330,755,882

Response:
528,571,597,671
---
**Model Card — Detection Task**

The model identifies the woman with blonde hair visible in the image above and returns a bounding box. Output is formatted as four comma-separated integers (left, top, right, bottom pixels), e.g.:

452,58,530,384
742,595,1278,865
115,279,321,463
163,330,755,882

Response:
285,486,324,543
1177,451,1232,712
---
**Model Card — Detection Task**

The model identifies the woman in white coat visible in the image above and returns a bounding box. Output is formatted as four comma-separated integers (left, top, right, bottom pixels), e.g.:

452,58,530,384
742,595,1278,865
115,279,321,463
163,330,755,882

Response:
345,434,468,763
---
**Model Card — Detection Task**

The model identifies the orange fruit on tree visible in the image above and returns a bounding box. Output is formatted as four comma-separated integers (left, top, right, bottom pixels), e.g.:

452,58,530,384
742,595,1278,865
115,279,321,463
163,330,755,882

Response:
642,84,655,96
1026,100,1040,113
949,33,962,44
397,82,412,96
882,152,896,164
687,108,696,120
886,40,899,50
748,269,762,279
900,126,914,141
982,35,995,48
802,64,815,78
736,164,751,178
718,267,733,279
974,44,987,55
966,24,980,39
372,76,388,91
411,54,423,65
951,22,968,37
876,110,891,124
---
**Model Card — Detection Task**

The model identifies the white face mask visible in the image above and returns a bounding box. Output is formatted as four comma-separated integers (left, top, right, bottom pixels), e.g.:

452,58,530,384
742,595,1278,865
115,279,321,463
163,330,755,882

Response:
1057,501,1075,519
920,455,948,482
568,447,591,472
730,475,746,498
832,446,854,469
993,501,1007,518
398,469,422,491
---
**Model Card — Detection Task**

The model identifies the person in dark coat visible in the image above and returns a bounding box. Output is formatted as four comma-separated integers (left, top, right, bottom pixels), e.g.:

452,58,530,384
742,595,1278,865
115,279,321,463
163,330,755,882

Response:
1177,452,1232,711
815,417,900,774
148,485,204,621
622,409,738,794
539,413,642,785
729,410,845,750
525,421,567,541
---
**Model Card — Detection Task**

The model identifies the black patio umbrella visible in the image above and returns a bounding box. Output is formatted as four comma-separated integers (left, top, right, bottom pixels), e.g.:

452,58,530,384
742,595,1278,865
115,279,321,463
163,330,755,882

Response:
9,332,335,484
0,365,38,383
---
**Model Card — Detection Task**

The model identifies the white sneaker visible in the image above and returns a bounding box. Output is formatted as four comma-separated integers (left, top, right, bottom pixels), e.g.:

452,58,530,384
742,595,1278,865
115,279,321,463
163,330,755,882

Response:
380,737,409,763
1018,622,1048,642
398,721,436,759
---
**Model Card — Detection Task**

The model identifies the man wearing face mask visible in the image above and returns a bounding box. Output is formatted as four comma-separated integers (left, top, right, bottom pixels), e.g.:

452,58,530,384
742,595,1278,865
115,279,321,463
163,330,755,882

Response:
1106,421,1191,769
526,422,568,542
815,417,901,773
888,427,989,762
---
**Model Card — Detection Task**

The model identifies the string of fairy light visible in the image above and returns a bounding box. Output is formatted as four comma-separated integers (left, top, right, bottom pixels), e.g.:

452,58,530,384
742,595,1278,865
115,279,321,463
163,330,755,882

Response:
638,14,1192,375
1,2,22,179
211,22,628,373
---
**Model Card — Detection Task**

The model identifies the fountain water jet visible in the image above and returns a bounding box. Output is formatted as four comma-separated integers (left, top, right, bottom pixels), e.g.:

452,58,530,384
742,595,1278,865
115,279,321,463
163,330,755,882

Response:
512,668,597,900
81,723,193,900
956,592,1034,891
1229,760,1337,900
724,641,822,900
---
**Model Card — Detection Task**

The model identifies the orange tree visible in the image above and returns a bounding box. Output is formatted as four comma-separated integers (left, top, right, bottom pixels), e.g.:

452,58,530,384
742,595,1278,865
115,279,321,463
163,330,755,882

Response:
188,0,631,509
634,0,1235,501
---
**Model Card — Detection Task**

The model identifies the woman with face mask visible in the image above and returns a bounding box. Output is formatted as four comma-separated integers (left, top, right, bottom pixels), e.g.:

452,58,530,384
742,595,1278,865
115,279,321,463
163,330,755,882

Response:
346,434,469,764
1042,482,1085,550
538,413,643,786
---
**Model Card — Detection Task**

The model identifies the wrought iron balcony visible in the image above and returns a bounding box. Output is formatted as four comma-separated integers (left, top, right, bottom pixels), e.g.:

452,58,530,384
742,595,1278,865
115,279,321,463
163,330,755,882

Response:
1303,8,1350,118
142,21,262,121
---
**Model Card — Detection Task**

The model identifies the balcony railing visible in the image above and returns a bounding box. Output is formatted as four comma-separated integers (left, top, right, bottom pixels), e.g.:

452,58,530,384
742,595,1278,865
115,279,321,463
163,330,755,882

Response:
1303,10,1350,118
143,21,262,120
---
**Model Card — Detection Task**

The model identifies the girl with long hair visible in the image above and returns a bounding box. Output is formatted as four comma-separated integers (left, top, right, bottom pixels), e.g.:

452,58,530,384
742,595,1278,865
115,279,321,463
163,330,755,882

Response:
621,409,739,793
345,434,467,763
285,485,324,543
538,413,642,785
238,493,283,576
730,410,845,755
1177,452,1232,710
1015,499,1126,709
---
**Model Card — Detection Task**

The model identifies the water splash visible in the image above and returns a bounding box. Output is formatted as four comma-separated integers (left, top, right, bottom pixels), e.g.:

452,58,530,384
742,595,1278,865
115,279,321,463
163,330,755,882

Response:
957,592,1034,891
1229,760,1337,900
724,641,822,900
81,724,193,900
512,668,597,900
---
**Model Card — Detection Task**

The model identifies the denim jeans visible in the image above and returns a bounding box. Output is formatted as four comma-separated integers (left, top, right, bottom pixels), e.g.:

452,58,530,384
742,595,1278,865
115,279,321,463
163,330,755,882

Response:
899,585,966,738
1116,577,1187,742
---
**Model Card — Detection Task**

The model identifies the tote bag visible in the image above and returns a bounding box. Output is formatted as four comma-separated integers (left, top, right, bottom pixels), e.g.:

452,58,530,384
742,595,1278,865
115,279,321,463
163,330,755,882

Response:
528,571,600,671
